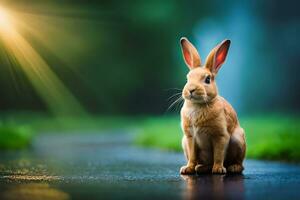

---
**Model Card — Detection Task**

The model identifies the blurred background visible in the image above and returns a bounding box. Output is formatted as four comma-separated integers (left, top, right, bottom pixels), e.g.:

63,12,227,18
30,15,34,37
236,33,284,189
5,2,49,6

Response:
0,0,299,161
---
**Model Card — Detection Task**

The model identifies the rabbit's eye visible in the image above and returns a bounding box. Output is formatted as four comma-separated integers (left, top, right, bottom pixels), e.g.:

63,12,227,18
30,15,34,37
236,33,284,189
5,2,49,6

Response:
205,75,211,84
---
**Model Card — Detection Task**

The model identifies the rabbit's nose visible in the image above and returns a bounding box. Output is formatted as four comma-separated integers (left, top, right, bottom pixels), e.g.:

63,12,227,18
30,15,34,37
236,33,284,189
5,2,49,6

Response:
189,89,196,95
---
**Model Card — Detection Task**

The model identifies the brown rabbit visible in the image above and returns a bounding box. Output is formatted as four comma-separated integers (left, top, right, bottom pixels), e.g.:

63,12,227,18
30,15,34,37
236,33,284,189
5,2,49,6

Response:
179,37,246,174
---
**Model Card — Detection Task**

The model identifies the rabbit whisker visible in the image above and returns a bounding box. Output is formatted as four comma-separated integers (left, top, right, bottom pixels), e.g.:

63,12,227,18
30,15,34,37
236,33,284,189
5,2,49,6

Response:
164,88,182,91
167,92,182,101
167,96,184,112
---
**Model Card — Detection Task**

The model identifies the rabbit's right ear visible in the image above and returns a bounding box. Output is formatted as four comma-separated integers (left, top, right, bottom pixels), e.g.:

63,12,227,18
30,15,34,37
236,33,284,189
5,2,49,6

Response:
180,37,201,70
205,39,231,74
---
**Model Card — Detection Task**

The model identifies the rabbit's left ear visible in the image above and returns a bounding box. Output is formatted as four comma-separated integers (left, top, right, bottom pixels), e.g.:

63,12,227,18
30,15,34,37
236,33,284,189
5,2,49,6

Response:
205,39,231,74
180,37,201,70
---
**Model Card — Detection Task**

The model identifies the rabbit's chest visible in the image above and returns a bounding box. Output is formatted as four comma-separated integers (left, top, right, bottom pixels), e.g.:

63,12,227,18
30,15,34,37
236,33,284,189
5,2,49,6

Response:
189,111,216,131
189,112,223,147
192,126,213,150
184,104,225,137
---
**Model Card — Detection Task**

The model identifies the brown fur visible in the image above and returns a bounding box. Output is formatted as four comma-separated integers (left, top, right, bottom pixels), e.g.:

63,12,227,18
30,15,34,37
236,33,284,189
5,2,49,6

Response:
179,37,246,174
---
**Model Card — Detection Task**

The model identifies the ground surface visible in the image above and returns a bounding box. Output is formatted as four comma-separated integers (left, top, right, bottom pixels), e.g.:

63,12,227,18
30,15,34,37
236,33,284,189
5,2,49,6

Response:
0,133,300,200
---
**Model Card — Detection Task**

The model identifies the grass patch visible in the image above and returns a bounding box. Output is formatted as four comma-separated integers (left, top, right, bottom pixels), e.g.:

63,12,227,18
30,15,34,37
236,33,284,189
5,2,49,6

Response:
0,112,140,150
135,116,182,151
242,115,300,161
0,125,34,150
134,115,300,162
1,113,139,133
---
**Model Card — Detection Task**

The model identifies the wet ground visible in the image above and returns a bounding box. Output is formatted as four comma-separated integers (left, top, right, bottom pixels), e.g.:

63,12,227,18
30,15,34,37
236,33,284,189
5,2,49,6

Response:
0,133,300,200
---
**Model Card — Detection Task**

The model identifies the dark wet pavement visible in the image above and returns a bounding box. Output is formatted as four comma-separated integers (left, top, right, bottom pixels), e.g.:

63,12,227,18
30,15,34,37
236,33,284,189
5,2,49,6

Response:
1,133,300,200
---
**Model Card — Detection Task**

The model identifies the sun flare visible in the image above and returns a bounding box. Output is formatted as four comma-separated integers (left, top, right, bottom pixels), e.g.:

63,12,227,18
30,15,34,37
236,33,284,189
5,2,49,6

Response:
0,5,87,117
0,6,14,34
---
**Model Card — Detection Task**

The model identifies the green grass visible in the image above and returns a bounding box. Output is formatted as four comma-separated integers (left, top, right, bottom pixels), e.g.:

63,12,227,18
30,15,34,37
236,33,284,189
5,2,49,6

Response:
134,115,300,162
135,116,182,151
1,113,138,132
0,125,34,150
241,115,300,161
0,112,139,150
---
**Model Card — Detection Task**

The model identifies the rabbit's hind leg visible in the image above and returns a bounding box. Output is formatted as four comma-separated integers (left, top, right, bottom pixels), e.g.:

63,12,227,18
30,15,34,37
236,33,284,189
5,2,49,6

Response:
227,164,244,173
226,127,246,174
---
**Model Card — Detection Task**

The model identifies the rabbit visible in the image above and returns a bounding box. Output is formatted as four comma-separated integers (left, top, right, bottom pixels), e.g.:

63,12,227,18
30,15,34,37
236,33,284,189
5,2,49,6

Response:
179,37,246,174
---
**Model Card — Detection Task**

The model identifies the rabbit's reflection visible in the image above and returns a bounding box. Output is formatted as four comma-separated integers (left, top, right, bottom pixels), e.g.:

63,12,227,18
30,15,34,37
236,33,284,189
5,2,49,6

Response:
181,174,245,200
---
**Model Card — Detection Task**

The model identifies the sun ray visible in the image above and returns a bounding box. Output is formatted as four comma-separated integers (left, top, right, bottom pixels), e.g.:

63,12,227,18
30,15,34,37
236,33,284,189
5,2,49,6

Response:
0,5,87,117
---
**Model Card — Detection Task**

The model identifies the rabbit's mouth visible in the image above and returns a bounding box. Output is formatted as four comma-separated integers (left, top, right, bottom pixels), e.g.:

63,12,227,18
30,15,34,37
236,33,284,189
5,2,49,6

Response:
188,94,207,103
182,88,208,103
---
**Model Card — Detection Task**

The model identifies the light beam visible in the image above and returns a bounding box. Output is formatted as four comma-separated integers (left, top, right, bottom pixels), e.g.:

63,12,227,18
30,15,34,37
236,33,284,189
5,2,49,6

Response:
0,5,87,117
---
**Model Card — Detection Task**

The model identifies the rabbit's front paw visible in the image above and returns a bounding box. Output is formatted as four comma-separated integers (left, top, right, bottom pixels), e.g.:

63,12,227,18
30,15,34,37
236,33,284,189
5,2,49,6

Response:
212,165,226,174
180,165,196,175
195,164,212,174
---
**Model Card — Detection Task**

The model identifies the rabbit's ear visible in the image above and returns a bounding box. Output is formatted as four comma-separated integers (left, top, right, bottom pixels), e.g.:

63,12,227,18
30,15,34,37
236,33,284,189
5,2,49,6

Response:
205,39,231,74
180,37,201,69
